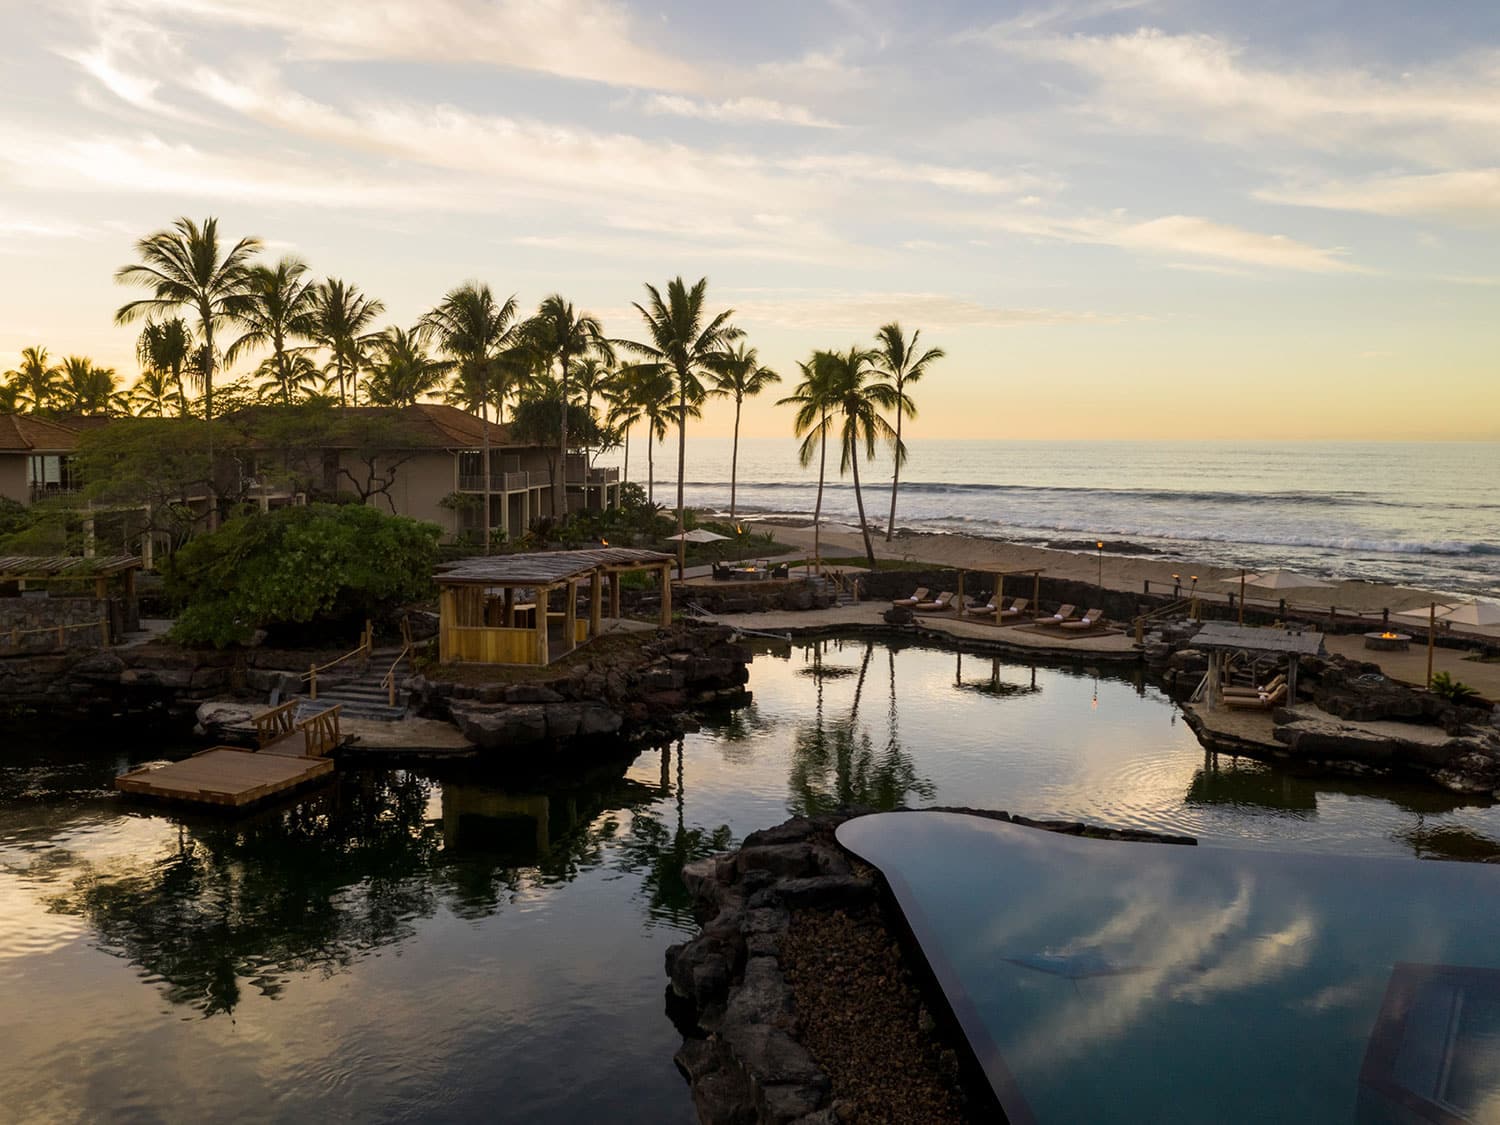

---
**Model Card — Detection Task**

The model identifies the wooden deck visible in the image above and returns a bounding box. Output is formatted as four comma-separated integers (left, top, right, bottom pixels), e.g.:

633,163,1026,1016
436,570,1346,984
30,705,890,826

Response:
115,702,344,810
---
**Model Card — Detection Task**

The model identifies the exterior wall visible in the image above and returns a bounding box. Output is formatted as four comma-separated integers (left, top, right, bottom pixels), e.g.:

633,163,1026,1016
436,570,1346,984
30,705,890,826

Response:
0,455,26,504
0,596,114,652
365,450,457,537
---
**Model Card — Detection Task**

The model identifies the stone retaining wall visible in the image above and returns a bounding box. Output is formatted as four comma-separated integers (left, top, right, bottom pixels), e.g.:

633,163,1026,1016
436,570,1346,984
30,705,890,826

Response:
0,596,115,653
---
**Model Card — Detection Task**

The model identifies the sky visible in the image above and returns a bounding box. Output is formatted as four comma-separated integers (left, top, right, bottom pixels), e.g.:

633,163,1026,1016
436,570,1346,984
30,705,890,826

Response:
1,0,1498,440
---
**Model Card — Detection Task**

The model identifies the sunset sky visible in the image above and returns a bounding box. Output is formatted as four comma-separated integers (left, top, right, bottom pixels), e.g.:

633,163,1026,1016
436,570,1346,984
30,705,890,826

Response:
2,0,1498,440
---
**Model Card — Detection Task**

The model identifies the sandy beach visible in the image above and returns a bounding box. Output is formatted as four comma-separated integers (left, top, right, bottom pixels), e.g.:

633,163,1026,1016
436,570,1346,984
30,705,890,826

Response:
767,522,1462,619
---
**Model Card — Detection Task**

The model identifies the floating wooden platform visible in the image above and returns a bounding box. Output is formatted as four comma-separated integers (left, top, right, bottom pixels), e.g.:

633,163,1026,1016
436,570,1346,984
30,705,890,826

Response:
115,747,334,808
115,701,345,810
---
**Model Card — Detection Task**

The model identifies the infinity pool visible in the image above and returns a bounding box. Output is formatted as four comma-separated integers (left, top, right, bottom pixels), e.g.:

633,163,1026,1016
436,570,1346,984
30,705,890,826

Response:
1,637,1496,1121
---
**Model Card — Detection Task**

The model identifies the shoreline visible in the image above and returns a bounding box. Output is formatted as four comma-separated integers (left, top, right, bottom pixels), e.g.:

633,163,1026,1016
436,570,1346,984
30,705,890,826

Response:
757,519,1489,625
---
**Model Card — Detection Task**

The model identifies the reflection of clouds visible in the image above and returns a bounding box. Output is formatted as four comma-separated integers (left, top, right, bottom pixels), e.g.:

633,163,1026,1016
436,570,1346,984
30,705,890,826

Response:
997,871,1319,1077
1299,977,1368,1014
0,875,86,960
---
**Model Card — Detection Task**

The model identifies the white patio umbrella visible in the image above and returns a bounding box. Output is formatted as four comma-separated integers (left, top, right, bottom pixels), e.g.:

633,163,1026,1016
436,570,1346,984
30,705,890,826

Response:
1435,599,1500,629
1242,569,1335,591
1391,603,1457,629
665,528,730,543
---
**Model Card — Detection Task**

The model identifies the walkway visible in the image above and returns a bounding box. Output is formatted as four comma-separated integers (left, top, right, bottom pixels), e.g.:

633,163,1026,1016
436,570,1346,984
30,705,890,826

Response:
1323,634,1500,699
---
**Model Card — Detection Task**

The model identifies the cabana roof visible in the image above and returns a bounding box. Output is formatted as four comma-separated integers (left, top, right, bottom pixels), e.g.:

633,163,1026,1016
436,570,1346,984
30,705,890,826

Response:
0,554,143,579
436,548,674,587
1191,622,1324,656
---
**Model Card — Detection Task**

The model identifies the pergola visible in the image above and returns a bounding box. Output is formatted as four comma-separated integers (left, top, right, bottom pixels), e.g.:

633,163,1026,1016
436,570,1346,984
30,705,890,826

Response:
951,566,1047,624
0,554,142,601
435,548,675,665
1190,622,1325,710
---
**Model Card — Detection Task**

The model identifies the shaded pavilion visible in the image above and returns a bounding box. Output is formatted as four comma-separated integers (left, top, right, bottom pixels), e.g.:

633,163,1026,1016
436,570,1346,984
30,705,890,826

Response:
436,548,674,665
0,554,143,635
1190,621,1325,710
949,566,1046,624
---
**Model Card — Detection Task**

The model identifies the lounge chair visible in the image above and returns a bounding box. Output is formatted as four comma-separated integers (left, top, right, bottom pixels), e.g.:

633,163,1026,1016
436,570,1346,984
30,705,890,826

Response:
770,563,789,579
712,562,733,582
892,586,929,608
1222,683,1290,711
1031,604,1077,628
1060,608,1107,632
1223,674,1285,698
961,594,996,617
1000,597,1029,619
913,591,955,613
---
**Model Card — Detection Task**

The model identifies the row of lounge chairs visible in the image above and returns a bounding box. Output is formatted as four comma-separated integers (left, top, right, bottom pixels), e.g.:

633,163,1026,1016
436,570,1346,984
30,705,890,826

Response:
890,588,1109,632
1221,674,1290,711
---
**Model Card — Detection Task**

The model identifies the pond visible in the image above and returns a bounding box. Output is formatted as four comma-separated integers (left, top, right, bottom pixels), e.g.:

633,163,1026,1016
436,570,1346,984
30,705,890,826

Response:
2,636,1498,1122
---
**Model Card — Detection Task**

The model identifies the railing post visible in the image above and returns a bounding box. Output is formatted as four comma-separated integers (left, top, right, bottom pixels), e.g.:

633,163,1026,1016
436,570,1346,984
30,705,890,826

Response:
309,663,317,700
100,615,109,646
57,623,65,649
388,676,396,708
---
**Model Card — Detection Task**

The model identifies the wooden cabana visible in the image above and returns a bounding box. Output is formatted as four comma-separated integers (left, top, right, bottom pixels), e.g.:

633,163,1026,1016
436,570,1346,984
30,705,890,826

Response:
0,554,142,600
952,566,1046,624
1190,622,1325,711
436,548,674,665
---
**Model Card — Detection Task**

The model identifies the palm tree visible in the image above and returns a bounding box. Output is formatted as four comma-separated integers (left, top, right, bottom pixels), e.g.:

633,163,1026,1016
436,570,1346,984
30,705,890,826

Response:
4,346,62,412
225,257,317,406
366,326,447,407
708,342,779,521
824,346,903,568
129,368,178,417
251,353,322,403
136,319,195,416
873,323,943,541
113,217,261,423
569,354,615,468
58,356,125,415
619,278,740,575
308,279,385,407
0,381,21,413
602,376,643,487
421,283,522,550
779,355,838,570
526,295,613,518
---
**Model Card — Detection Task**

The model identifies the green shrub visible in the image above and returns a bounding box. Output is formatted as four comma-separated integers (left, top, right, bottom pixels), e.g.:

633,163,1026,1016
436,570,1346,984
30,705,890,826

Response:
1430,671,1480,703
165,503,441,647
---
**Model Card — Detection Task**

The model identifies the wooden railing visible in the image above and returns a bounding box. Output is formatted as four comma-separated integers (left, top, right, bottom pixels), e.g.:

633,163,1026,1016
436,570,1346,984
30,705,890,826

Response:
1132,598,1194,643
304,620,372,700
253,700,299,747
380,616,414,707
1,615,111,652
300,704,342,757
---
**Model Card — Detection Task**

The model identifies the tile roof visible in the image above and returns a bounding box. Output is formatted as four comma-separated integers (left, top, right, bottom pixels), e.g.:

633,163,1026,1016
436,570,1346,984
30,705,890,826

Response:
0,414,86,452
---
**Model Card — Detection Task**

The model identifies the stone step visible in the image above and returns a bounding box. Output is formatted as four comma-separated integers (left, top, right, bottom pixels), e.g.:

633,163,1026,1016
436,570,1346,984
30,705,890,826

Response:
294,696,407,723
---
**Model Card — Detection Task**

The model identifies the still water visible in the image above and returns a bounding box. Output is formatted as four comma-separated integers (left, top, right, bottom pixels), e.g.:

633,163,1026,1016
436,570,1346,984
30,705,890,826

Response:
3,638,1498,1122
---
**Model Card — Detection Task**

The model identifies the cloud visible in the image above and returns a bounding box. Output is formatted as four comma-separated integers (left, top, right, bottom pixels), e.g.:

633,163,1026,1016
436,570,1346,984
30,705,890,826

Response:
640,94,842,129
1257,169,1500,226
782,153,1052,196
726,291,1127,329
74,0,703,91
986,28,1500,163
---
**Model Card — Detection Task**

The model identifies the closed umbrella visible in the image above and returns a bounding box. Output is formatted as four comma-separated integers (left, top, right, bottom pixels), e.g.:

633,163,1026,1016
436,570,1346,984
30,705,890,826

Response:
1243,569,1334,591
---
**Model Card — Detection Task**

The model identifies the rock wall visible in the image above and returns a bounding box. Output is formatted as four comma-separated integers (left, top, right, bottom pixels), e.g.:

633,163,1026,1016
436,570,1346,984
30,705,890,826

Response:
408,623,753,751
0,596,118,653
863,569,1150,625
677,580,837,617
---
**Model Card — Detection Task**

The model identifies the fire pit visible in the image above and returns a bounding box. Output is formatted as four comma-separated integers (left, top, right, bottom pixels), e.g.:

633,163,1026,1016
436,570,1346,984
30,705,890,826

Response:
1363,631,1411,652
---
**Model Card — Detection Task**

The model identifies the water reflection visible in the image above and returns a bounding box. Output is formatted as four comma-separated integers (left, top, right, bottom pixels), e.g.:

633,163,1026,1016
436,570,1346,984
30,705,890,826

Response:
953,650,1042,699
788,639,936,814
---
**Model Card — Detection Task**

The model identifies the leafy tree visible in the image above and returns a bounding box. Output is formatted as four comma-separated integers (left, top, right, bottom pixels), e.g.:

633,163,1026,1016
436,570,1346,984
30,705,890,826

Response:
165,503,440,646
422,283,524,551
57,356,125,415
4,346,62,412
136,318,194,416
309,278,384,407
366,326,446,406
873,322,942,541
618,277,740,574
113,216,261,424
72,416,229,548
708,341,779,521
511,388,609,502
823,346,903,568
778,354,838,568
525,295,613,518
226,257,318,406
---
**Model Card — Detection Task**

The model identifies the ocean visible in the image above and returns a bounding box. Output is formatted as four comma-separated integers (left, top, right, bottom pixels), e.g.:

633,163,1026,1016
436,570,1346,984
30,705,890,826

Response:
597,438,1500,597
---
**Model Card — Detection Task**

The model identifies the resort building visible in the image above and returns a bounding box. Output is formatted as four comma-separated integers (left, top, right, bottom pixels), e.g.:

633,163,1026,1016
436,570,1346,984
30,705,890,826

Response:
0,404,623,551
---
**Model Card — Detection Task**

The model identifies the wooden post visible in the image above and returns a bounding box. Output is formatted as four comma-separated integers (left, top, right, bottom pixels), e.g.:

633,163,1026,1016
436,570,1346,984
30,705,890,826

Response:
1426,602,1436,689
504,587,515,628
995,572,1003,626
957,571,965,616
1289,656,1299,710
610,573,621,618
563,579,578,653
309,663,318,700
99,615,109,646
1238,569,1246,625
660,564,673,626
94,576,108,601
57,623,65,648
589,571,602,638
1033,572,1040,619
536,585,550,665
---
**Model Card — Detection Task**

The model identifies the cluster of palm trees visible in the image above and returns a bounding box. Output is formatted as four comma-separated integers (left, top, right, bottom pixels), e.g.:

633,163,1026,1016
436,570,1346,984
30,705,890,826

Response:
0,347,132,416
7,214,942,568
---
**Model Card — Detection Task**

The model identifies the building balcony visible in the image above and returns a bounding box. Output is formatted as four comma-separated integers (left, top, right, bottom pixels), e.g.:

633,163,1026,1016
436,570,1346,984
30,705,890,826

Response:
567,467,620,486
458,471,538,492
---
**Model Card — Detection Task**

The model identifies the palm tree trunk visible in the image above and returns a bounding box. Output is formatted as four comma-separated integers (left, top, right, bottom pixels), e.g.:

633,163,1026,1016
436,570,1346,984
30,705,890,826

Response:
622,426,630,487
648,431,655,505
556,351,570,520
482,401,492,554
886,386,902,542
201,304,218,532
729,396,742,521
675,379,687,579
850,432,876,570
812,412,827,573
